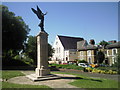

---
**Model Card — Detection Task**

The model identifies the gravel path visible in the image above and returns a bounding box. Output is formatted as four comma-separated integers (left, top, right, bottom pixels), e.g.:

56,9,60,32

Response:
59,69,119,81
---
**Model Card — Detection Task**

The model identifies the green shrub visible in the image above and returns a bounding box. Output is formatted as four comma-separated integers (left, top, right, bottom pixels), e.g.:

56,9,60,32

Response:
49,64,84,70
78,60,87,63
97,66,117,71
92,69,98,73
106,70,117,74
49,63,118,74
112,71,117,74
22,56,34,65
85,67,93,72
100,70,106,74
13,55,21,60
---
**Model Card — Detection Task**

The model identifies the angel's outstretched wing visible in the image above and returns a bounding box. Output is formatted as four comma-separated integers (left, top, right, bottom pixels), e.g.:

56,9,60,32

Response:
37,6,42,19
31,6,42,20
37,6,42,14
31,8,37,15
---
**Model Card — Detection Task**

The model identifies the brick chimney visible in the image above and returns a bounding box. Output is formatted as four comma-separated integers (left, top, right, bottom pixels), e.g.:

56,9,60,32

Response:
108,40,116,44
89,39,95,45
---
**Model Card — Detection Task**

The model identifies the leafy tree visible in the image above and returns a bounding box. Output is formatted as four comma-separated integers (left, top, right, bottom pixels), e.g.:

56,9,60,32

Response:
2,5,30,60
97,51,105,64
99,40,109,47
24,36,54,65
48,43,54,58
78,60,87,63
23,36,37,65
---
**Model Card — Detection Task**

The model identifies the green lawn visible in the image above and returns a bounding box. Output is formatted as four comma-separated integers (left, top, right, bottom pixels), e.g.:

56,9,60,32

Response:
70,77,118,88
2,70,25,79
2,70,119,89
52,72,119,88
1,70,52,89
2,82,52,89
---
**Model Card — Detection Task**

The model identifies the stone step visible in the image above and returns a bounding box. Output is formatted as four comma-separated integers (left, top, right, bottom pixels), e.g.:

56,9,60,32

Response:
26,74,61,81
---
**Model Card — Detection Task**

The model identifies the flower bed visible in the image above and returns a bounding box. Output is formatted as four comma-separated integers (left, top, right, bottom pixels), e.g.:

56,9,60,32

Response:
85,67,118,74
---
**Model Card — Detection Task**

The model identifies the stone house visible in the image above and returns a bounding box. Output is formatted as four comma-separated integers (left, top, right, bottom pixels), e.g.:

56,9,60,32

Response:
52,35,84,63
105,41,120,66
52,35,119,66
77,40,98,64
77,40,120,65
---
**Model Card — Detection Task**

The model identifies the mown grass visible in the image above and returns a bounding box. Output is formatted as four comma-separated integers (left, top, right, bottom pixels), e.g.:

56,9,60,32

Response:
2,70,25,79
2,82,53,89
2,70,119,89
2,70,53,89
51,72,119,88
70,78,118,88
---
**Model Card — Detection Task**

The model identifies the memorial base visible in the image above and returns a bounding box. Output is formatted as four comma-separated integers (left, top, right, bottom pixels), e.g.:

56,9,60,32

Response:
35,68,50,76
26,74,61,81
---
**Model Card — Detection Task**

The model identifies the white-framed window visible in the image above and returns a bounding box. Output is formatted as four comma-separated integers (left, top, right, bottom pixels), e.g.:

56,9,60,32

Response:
112,57,115,64
56,41,58,45
87,57,91,64
59,47,60,53
56,48,58,53
80,51,83,56
112,48,117,56
87,50,91,56
107,50,110,56
104,51,107,55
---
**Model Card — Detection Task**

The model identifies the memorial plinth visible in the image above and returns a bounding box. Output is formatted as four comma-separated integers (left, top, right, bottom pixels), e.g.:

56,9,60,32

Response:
35,31,50,76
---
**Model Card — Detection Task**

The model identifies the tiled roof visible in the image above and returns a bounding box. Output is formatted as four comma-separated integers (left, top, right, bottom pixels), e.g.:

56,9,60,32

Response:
86,45,98,50
58,35,84,49
77,40,98,50
106,41,120,49
77,40,88,50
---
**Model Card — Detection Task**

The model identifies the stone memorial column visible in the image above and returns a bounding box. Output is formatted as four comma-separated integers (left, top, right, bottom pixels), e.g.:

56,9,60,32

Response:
27,6,61,81
35,31,50,77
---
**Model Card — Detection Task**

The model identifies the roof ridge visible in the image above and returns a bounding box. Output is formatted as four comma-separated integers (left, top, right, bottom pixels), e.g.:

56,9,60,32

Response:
57,35,84,49
57,35,83,39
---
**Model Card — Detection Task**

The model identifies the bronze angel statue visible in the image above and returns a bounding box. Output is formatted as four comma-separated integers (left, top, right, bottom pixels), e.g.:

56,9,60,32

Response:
31,6,47,31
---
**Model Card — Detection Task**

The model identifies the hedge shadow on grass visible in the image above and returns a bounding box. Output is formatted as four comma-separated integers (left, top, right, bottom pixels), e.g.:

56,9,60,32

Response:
2,59,35,70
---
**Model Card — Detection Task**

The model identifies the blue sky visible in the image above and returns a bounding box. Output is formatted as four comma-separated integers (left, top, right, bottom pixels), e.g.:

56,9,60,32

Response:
3,2,118,45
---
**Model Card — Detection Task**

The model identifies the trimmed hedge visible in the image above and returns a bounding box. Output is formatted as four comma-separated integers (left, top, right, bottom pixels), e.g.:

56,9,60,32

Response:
49,64,84,70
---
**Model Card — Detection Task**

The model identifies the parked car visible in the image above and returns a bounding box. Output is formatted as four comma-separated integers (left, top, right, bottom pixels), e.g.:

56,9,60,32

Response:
78,63,88,67
68,61,77,65
99,64,109,67
89,64,99,68
62,63,68,65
